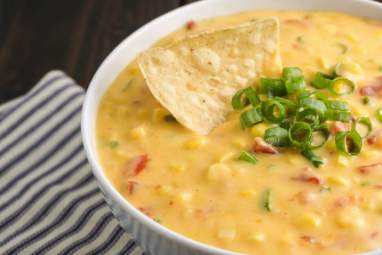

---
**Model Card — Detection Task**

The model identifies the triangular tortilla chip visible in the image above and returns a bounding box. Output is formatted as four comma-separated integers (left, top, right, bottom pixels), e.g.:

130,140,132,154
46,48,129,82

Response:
138,18,282,135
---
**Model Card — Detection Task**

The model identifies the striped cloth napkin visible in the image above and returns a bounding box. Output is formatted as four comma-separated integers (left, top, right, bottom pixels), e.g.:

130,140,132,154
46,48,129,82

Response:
0,71,144,255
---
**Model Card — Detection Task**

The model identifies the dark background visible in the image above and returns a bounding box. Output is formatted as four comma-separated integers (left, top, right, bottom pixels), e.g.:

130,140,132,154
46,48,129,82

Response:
0,0,198,103
1,0,381,103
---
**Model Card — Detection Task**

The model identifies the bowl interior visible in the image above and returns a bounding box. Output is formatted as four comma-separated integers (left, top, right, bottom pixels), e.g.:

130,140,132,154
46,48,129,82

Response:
82,0,382,254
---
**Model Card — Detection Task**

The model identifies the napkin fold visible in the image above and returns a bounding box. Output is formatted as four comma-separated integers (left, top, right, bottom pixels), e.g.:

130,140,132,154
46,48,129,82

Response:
0,71,143,255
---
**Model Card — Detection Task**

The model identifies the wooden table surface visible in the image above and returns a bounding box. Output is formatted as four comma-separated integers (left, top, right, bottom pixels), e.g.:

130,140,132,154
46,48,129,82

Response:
0,0,198,103
0,0,381,103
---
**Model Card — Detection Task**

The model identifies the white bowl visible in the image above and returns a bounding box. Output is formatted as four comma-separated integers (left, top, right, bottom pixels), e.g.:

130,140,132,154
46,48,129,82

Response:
82,0,382,254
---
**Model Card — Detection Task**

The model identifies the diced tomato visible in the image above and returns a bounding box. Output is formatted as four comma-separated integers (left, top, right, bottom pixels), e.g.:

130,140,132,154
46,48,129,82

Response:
367,134,378,145
185,20,196,30
295,191,318,205
360,76,382,96
330,121,350,135
335,196,351,207
124,154,149,178
253,137,278,154
126,181,139,195
291,168,323,185
357,162,382,174
301,235,317,244
370,231,379,239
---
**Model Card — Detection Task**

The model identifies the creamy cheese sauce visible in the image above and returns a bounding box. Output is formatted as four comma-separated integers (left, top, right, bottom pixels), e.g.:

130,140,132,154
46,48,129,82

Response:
96,11,382,255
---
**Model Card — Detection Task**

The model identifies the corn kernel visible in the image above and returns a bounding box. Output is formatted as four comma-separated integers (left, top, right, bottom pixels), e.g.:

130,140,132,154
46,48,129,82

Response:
250,123,269,137
130,126,146,139
137,109,148,118
335,58,364,82
232,137,247,148
361,150,382,160
327,138,336,151
336,155,350,168
297,213,322,229
218,151,235,162
336,209,365,229
239,189,257,197
218,228,236,240
363,195,382,213
287,154,304,165
170,163,186,173
248,232,266,242
184,137,207,150
207,163,232,181
350,105,368,118
157,185,173,195
327,176,351,187
152,107,169,122
317,56,330,70
177,192,193,203
280,233,295,246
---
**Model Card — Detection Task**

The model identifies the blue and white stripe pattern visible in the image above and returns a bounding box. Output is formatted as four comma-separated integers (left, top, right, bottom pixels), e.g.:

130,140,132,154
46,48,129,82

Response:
0,71,143,255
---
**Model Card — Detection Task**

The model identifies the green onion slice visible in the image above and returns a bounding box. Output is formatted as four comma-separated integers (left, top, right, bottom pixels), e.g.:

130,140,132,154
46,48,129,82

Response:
240,108,263,129
311,72,333,89
296,109,321,127
311,125,330,149
289,122,313,147
274,97,297,116
352,117,372,138
376,107,382,123
285,76,305,94
238,151,258,165
261,189,272,212
264,127,290,147
232,87,260,109
326,110,352,122
299,98,328,119
325,100,349,111
283,67,303,80
301,148,324,168
335,130,362,155
328,77,355,96
260,78,286,97
261,100,286,123
283,67,305,94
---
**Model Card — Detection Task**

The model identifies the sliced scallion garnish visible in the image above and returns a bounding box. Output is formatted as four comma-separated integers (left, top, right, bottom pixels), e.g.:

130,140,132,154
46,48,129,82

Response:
264,126,290,147
335,130,362,155
232,66,369,168
311,72,333,89
289,122,313,148
261,99,286,123
328,77,355,96
299,98,327,120
240,108,263,129
353,117,372,138
261,189,272,212
296,108,321,127
260,78,286,97
301,148,324,167
326,110,352,122
283,67,305,94
232,87,260,109
310,125,330,149
376,107,382,123
238,151,258,165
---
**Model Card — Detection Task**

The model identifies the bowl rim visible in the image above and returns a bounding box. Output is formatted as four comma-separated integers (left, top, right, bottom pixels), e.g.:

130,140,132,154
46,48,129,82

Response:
82,0,382,254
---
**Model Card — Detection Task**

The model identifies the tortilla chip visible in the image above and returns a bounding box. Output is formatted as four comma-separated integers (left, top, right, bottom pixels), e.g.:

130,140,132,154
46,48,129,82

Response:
138,18,282,135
